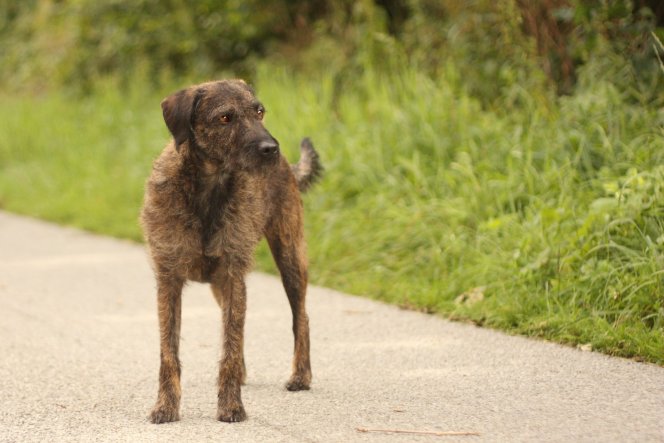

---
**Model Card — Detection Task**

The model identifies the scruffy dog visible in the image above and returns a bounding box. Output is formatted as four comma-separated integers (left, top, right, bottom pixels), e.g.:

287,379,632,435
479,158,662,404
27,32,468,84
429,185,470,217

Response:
140,79,321,423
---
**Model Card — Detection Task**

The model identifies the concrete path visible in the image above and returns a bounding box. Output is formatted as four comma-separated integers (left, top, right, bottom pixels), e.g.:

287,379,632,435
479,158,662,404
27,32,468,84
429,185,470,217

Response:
0,211,663,442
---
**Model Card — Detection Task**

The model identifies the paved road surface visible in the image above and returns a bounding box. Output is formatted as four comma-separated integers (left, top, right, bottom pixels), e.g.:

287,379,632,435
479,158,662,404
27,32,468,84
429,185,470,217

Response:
0,211,663,442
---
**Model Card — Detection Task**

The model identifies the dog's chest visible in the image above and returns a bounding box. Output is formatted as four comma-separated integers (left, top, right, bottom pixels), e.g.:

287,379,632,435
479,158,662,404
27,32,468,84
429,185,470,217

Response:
191,174,267,259
196,177,231,237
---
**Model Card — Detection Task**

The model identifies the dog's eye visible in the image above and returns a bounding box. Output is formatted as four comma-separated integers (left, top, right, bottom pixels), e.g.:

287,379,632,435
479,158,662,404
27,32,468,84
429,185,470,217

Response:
257,107,265,120
220,114,232,124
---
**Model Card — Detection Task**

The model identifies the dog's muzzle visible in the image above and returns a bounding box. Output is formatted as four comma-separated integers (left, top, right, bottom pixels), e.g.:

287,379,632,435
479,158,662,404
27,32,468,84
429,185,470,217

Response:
258,139,279,157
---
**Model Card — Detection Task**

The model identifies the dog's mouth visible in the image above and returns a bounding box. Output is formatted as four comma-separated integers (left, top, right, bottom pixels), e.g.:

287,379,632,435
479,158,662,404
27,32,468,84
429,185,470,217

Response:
232,141,280,172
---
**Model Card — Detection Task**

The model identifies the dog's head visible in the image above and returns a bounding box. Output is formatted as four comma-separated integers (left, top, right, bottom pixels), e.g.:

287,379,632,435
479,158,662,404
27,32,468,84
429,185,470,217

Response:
161,80,279,169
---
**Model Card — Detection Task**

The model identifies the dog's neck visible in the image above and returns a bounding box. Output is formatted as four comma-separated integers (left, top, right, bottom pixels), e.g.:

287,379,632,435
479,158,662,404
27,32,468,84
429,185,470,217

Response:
190,156,232,204
180,140,229,181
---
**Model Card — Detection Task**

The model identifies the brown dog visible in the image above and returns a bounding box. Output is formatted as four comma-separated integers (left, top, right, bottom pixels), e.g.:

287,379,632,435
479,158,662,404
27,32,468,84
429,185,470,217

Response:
140,79,321,423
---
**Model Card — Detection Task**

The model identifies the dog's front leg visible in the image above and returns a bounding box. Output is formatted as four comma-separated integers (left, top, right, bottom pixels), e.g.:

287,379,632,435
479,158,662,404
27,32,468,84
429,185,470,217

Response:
211,285,247,385
149,273,184,424
214,276,248,422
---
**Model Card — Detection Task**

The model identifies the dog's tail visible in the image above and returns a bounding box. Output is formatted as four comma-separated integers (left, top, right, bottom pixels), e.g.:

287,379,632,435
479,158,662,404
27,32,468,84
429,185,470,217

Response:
291,137,323,193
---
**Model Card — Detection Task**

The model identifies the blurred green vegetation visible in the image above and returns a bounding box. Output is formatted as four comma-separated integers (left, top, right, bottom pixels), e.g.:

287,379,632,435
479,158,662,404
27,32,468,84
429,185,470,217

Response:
1,0,663,363
2,0,663,101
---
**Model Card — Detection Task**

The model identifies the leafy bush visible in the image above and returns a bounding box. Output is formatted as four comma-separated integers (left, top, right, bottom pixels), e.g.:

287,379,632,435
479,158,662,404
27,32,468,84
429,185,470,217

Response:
0,0,318,90
2,0,662,102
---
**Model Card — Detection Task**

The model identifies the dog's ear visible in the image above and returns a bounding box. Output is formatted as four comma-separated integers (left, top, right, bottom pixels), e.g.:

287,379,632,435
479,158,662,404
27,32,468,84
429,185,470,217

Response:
161,88,203,149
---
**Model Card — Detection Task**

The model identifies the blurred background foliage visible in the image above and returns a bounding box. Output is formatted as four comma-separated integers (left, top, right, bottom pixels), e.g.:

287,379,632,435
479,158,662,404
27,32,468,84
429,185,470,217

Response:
1,0,663,103
1,0,663,363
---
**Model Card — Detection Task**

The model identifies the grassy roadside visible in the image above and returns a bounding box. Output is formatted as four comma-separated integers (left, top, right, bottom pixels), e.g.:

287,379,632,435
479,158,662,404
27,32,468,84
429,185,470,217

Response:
1,62,663,364
0,84,163,239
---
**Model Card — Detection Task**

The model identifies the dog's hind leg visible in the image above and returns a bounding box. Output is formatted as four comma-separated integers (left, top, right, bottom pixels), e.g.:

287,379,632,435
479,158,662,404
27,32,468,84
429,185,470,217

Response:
265,205,312,392
149,273,184,423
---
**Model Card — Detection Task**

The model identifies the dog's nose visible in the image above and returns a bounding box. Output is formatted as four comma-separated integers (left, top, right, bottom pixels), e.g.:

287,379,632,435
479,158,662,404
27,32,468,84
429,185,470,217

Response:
258,140,279,156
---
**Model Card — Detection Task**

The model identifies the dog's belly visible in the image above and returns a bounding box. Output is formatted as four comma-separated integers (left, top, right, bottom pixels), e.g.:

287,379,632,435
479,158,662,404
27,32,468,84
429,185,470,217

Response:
183,254,219,283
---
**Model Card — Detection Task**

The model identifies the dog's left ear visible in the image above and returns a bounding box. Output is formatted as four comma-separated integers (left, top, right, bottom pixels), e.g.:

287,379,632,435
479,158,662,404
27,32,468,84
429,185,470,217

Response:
161,88,203,150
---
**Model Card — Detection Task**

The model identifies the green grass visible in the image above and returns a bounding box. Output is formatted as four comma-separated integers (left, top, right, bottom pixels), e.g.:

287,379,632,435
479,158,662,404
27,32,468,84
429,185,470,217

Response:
0,82,165,238
1,61,663,364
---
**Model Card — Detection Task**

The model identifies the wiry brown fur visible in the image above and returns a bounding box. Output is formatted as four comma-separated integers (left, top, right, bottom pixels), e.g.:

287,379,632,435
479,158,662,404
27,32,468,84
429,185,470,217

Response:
141,79,319,424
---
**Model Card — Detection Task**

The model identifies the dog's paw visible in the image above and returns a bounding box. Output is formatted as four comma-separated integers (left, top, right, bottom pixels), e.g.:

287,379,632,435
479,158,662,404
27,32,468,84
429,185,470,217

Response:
149,403,180,424
285,374,311,391
217,404,247,423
